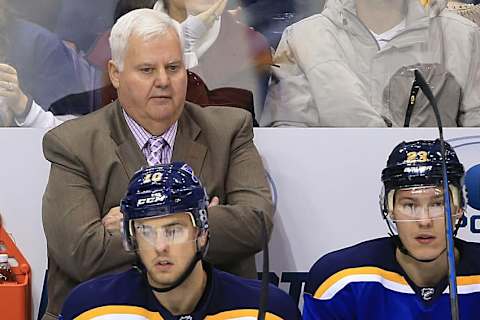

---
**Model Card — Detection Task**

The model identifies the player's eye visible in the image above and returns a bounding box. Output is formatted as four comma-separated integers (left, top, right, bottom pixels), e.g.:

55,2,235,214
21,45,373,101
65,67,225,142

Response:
163,225,184,240
431,201,444,208
402,202,415,210
138,225,155,238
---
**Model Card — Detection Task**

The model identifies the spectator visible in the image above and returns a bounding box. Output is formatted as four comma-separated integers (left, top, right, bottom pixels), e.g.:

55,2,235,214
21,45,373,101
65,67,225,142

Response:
41,8,272,320
55,0,119,53
0,3,73,128
0,0,103,111
304,139,480,319
170,0,272,117
50,0,156,116
0,63,62,128
8,0,61,31
59,163,299,320
261,0,480,127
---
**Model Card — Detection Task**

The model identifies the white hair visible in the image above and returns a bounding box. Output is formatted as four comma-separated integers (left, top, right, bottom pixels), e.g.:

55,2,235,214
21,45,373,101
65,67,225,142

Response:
109,8,184,71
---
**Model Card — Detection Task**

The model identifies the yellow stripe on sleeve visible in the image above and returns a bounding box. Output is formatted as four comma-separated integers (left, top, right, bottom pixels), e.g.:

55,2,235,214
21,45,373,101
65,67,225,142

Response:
204,309,284,320
314,267,408,299
75,305,164,320
457,275,480,286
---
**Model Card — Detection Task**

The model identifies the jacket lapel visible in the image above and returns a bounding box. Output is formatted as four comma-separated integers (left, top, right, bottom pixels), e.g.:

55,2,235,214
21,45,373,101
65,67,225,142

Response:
109,101,147,179
172,103,207,176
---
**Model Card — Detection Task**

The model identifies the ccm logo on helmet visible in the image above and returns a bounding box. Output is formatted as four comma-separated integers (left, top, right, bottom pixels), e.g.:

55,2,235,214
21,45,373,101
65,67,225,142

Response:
137,193,167,206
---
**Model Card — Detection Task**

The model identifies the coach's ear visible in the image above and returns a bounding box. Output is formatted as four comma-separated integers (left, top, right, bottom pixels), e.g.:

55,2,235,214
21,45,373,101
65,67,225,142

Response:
108,60,121,89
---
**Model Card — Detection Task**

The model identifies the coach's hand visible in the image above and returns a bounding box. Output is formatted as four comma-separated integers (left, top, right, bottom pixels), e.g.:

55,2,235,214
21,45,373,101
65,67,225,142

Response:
102,206,123,234
208,196,220,208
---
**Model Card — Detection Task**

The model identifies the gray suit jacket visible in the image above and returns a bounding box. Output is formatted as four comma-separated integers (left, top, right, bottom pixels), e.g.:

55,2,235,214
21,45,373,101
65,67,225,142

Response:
41,101,273,319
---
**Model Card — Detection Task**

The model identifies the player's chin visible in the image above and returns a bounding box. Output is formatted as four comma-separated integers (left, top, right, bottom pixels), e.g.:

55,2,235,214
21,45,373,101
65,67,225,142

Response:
151,273,180,288
410,246,444,261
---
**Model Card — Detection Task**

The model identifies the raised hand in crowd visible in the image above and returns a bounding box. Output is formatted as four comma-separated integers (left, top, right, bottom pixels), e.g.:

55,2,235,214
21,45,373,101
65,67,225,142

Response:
172,0,228,67
189,0,228,27
0,64,29,126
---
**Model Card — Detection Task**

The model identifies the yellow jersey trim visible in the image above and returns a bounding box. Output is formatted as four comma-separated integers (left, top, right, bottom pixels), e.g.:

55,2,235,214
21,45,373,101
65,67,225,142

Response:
74,306,286,320
314,266,408,299
204,309,283,319
457,275,480,286
75,305,164,320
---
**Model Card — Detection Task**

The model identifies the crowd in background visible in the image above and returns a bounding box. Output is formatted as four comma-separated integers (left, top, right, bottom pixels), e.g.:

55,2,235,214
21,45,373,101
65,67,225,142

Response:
0,0,478,128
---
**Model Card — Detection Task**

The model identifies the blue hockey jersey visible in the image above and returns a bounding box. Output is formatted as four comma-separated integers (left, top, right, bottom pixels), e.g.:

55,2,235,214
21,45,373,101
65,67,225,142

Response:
303,237,480,320
60,264,300,319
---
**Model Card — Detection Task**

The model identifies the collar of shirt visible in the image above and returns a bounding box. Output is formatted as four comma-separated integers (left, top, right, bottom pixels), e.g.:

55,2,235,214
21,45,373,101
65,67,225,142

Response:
122,108,178,158
371,19,407,49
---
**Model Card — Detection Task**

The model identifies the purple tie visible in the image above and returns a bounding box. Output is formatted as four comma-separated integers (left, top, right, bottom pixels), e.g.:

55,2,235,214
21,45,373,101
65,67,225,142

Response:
146,137,165,166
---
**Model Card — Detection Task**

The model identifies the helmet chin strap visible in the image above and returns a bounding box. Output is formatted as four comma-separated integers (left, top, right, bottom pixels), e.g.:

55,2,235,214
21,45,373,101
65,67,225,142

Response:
135,238,204,293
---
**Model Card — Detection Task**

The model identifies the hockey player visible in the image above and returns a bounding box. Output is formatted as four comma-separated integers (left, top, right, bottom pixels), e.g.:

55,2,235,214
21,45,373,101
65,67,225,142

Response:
303,139,480,319
60,162,300,319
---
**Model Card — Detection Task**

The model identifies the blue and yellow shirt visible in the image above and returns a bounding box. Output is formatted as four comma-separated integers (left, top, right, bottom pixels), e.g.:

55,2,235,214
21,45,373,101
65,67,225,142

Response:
60,264,300,320
303,237,480,320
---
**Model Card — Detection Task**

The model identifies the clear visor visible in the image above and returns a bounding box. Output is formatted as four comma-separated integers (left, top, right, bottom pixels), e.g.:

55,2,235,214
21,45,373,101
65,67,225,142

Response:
131,212,200,248
389,186,462,222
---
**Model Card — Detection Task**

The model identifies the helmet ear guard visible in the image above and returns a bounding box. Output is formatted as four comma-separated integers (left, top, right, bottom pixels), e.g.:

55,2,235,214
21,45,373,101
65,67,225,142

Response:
186,210,210,256
121,219,137,252
195,227,210,257
379,186,397,234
